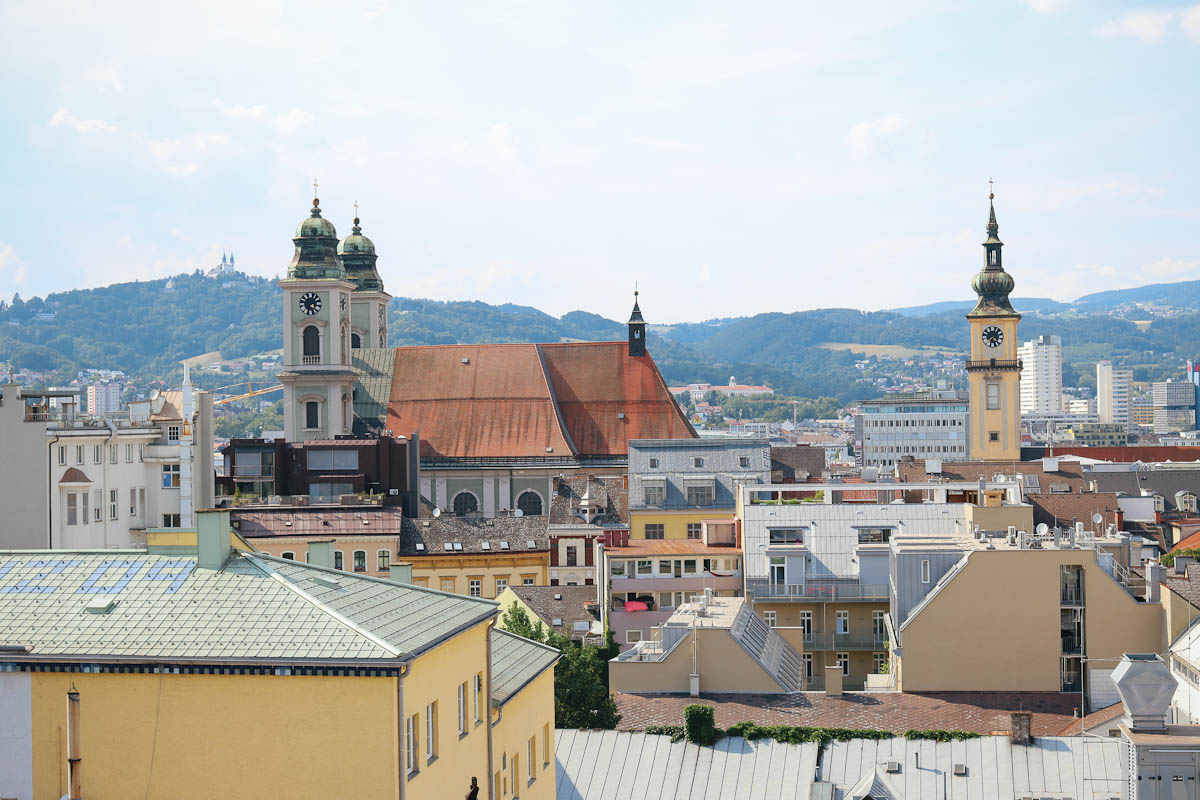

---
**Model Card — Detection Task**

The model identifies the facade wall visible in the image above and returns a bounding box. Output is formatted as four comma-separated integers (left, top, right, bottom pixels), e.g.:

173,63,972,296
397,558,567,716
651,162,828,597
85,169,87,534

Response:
1165,586,1200,644
423,469,560,519
609,628,785,694
629,509,727,541
858,395,970,468
0,389,49,548
0,671,32,800
491,669,557,800
1018,335,1063,415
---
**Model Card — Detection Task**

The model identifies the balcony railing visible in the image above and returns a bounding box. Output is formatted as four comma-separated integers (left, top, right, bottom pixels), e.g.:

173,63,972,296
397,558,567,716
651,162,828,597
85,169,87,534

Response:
799,632,889,651
747,579,889,602
965,358,1022,371
301,355,321,365
233,465,275,478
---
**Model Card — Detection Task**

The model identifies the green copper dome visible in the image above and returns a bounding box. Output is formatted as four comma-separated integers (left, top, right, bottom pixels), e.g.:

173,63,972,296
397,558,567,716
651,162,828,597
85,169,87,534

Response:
337,221,376,256
967,195,1018,318
287,198,346,281
339,217,385,291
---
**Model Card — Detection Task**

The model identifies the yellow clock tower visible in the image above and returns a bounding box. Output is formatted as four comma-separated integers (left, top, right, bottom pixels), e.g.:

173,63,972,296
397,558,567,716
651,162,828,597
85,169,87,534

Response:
966,190,1022,460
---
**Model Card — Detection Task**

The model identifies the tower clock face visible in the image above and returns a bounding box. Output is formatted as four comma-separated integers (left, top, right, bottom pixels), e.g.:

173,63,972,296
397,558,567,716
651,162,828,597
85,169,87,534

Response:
981,325,1004,348
299,292,322,315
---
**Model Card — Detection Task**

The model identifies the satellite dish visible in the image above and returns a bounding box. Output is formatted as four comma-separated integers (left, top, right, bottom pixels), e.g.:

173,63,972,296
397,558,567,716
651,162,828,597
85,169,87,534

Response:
514,509,524,517
432,507,441,518
1035,523,1049,536
1092,513,1104,525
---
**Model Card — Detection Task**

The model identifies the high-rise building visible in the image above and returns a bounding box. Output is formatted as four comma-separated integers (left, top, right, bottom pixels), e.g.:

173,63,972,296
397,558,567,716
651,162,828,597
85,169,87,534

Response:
1018,335,1062,415
1152,380,1197,434
965,191,1022,460
857,390,970,468
1096,361,1133,431
85,382,122,415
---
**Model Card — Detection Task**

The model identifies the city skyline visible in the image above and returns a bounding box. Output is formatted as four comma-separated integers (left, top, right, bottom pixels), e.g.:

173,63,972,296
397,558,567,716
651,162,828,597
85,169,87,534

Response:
2,1,1200,323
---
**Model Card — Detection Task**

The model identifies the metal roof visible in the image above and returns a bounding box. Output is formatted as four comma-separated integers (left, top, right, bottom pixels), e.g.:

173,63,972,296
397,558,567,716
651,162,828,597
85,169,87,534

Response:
819,736,1126,800
350,347,397,434
553,730,820,800
489,628,559,706
0,550,497,664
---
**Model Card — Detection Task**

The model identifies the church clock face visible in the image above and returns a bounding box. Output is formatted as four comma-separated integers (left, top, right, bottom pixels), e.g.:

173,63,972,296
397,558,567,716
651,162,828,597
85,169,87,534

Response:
981,325,1004,348
299,292,322,315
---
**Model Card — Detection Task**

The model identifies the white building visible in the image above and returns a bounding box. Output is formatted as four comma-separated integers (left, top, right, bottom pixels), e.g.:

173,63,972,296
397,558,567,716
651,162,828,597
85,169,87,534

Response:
86,382,122,415
855,390,969,469
1097,361,1134,431
1018,334,1062,414
670,377,774,403
0,371,214,550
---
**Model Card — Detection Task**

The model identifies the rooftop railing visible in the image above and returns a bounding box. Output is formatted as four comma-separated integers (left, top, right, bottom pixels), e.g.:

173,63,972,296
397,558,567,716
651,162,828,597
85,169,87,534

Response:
747,579,889,602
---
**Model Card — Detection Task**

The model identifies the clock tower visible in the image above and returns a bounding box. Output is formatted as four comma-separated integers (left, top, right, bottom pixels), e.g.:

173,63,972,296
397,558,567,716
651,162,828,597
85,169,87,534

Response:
965,190,1022,461
278,193,357,442
338,209,391,351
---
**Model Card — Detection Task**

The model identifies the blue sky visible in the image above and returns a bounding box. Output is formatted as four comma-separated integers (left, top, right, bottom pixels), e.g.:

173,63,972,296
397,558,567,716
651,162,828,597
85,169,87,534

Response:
1,0,1198,322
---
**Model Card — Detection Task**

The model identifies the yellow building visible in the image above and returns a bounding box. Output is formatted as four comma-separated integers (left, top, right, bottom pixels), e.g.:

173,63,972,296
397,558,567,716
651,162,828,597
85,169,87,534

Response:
0,510,557,800
965,192,1022,461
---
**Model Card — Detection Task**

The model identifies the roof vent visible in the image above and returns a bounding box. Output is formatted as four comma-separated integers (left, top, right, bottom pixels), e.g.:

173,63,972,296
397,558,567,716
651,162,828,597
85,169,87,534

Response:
461,358,470,365
313,574,341,589
554,593,563,601
953,764,967,777
415,543,425,551
1113,653,1177,732
526,539,536,548
481,541,491,550
84,597,118,614
885,761,901,774
500,541,510,550
617,412,626,420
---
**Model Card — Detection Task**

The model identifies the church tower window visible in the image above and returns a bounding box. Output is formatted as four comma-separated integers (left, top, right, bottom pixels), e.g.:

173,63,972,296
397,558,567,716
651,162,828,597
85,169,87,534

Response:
305,401,320,430
302,326,320,362
351,333,361,349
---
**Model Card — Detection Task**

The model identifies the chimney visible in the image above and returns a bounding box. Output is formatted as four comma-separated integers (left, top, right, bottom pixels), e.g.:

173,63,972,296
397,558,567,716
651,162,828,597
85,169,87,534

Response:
1010,711,1032,745
67,686,82,800
389,563,413,585
1144,562,1163,603
307,539,334,569
1112,653,1177,732
196,509,232,570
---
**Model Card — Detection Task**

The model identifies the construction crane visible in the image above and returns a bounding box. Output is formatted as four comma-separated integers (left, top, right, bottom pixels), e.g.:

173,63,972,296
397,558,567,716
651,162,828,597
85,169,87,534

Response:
212,381,284,407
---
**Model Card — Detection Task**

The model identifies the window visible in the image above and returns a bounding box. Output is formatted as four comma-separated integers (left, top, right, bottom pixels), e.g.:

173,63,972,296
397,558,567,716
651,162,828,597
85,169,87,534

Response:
458,681,468,735
836,652,850,676
523,576,535,586
610,561,626,577
512,753,520,799
693,457,705,468
516,491,543,516
643,484,665,506
425,701,438,762
92,490,101,522
109,489,118,520
305,401,319,430
166,425,181,443
920,559,931,584
125,444,133,462
636,560,652,576
405,713,419,775
281,551,295,560
453,492,479,516
92,445,101,464
686,484,714,506
874,652,888,674
683,559,697,574
306,449,358,470
67,492,78,525
377,550,390,571
872,610,887,641
302,325,320,358
162,464,180,488
687,522,702,540
764,610,777,628
467,579,482,597
334,551,344,570
110,444,118,464
769,556,786,585
543,723,551,765
836,610,849,635
799,610,812,641
857,527,892,544
474,672,484,723
988,431,999,442
495,578,508,595
626,630,642,644
129,487,137,517
162,514,181,528
58,446,66,466
527,737,536,783
351,332,361,349
769,528,804,544
986,383,1000,410
648,458,659,468
644,524,664,540
802,653,813,679
75,445,84,465
353,550,366,572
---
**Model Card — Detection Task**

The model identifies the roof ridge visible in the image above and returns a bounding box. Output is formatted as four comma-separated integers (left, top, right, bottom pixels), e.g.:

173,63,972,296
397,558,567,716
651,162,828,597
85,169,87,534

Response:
535,343,580,458
493,625,565,657
242,553,406,658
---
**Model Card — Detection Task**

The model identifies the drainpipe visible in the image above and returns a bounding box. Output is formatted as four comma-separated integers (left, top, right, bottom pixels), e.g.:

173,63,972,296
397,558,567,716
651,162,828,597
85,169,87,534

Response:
104,418,119,548
67,685,81,800
396,660,410,800
486,617,496,800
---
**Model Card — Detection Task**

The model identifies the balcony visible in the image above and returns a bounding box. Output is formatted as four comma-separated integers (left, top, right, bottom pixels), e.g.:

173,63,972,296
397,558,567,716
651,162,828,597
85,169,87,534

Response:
302,355,321,365
232,465,275,478
798,632,889,651
747,579,889,602
965,358,1022,372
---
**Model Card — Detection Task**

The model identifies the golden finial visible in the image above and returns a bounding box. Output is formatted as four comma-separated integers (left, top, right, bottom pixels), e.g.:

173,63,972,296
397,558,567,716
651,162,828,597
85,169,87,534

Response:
313,178,319,206
988,177,994,201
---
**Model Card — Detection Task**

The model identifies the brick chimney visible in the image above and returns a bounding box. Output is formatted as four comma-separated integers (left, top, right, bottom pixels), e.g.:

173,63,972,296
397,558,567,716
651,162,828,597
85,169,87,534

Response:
1010,711,1033,745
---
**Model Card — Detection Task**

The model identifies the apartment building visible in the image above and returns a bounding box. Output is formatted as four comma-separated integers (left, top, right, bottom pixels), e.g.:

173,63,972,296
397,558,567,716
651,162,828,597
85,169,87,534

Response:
855,390,969,469
0,512,559,800
546,474,628,587
1097,361,1134,431
1018,335,1063,414
85,381,122,414
1154,380,1197,435
0,376,214,549
1067,422,1128,447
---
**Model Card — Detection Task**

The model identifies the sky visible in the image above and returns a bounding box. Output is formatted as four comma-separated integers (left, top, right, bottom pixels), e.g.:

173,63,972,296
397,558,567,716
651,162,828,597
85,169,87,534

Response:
1,0,1199,324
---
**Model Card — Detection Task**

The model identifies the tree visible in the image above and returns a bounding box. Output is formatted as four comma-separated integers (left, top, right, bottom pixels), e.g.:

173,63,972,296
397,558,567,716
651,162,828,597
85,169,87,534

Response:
500,602,546,643
549,634,621,730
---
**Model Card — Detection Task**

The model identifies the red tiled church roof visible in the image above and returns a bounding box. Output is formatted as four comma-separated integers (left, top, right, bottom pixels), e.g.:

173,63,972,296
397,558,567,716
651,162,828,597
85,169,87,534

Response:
383,342,695,460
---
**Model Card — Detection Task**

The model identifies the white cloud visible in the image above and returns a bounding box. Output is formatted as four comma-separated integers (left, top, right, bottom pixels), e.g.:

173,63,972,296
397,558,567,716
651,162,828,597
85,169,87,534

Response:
222,104,313,135
1025,0,1070,13
487,123,517,162
1182,4,1200,42
80,64,124,92
1097,10,1176,44
1144,257,1200,279
847,113,906,157
146,132,230,176
47,108,118,134
0,243,27,286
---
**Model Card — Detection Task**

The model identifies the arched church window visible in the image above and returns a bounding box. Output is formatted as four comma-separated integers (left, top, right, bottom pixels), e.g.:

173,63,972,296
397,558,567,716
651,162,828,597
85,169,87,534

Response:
516,491,543,517
302,326,320,357
453,492,479,517
351,333,362,349
989,250,997,266
305,401,319,430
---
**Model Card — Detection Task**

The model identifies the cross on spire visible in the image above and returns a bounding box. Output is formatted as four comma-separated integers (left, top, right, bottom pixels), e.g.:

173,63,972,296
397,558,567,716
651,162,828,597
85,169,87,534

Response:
988,177,994,200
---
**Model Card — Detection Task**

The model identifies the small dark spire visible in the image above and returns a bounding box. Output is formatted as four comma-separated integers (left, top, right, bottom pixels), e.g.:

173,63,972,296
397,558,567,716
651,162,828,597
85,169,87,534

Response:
628,286,647,357
628,287,645,324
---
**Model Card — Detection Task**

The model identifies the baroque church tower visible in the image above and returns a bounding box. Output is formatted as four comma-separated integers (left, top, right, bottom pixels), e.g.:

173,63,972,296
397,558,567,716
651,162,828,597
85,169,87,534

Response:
338,206,391,351
278,192,358,441
965,189,1022,460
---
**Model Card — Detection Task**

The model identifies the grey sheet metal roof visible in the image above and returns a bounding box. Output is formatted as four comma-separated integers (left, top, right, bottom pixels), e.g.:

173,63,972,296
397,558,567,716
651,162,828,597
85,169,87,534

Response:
553,730,819,800
490,628,559,706
0,550,496,664
819,736,1126,800
351,347,396,433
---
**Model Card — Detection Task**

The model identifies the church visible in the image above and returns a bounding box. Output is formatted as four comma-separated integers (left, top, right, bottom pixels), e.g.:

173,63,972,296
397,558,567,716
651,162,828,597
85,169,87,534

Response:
276,192,696,516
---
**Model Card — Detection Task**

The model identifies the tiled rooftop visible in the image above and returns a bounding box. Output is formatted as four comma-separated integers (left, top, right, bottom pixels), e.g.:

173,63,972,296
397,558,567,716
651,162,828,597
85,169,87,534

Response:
490,628,560,705
507,585,599,638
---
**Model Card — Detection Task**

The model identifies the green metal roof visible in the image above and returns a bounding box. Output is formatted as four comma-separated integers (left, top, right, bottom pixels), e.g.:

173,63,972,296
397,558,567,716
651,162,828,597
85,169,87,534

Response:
352,347,396,433
490,628,560,706
0,550,497,664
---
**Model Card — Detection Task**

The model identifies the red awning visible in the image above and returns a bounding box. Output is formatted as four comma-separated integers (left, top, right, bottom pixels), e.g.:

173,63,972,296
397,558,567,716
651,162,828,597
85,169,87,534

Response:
623,600,649,612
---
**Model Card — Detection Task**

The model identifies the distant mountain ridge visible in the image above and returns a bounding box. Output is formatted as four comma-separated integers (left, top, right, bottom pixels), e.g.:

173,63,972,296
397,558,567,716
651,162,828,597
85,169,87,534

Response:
889,278,1200,317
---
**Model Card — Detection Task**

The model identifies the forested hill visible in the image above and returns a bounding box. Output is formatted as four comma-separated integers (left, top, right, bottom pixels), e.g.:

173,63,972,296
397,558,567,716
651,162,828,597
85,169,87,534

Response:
4,273,1200,402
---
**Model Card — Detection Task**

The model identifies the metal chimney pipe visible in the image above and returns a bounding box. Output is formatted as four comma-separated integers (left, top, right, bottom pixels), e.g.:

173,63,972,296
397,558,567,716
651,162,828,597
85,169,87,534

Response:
67,685,81,800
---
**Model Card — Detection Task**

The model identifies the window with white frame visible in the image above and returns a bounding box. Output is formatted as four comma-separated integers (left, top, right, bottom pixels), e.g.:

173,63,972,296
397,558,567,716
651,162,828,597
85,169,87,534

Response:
801,653,813,678
495,578,508,595
836,610,849,635
167,425,181,442
686,522,702,540
527,736,536,783
405,713,418,775
129,487,137,517
474,672,483,723
768,527,805,544
836,652,850,675
874,652,889,674
425,701,438,762
281,552,295,560
75,445,83,465
469,579,482,598
643,484,665,506
685,484,714,506
644,524,665,540
162,464,180,488
353,550,366,572
986,383,1000,410
66,492,78,525
334,551,343,570
93,445,101,464
109,489,118,520
162,514,181,528
636,559,652,576
125,443,133,462
58,446,66,465
626,630,642,644
920,559,931,584
110,444,118,464
377,550,390,571
458,681,468,735
764,610,777,627
872,610,887,641
799,610,812,641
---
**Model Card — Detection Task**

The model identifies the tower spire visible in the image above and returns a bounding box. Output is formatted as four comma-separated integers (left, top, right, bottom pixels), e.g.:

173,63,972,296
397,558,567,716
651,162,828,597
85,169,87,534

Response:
627,286,646,357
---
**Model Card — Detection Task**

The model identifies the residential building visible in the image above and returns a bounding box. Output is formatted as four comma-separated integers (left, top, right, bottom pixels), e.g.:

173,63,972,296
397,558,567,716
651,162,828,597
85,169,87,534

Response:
855,390,969,468
1068,422,1128,447
1097,361,1134,431
1067,397,1097,416
1154,380,1197,435
85,382,122,414
770,445,826,482
1133,395,1156,428
0,511,558,800
496,584,602,641
669,377,774,403
0,374,214,549
547,474,627,587
1018,334,1063,414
